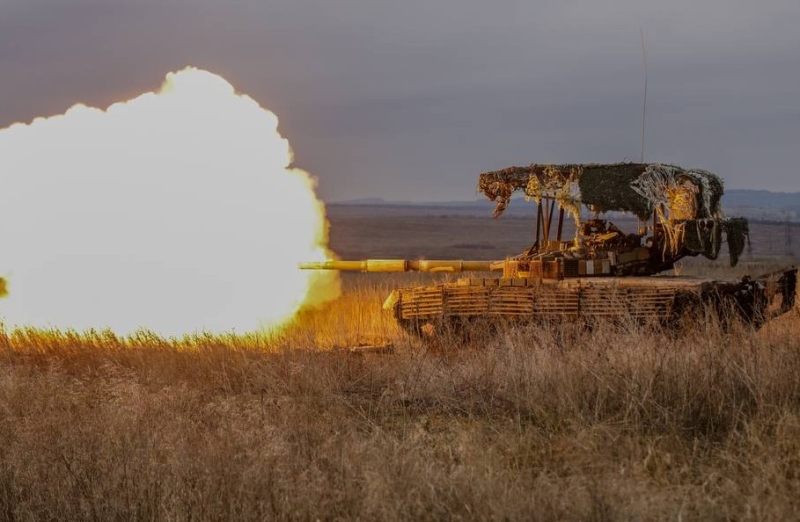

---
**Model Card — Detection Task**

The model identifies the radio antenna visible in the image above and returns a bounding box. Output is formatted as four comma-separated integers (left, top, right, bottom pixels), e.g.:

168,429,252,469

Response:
640,28,648,163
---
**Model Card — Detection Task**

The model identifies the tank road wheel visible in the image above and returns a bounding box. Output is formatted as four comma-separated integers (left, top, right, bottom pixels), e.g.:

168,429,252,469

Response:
450,316,504,344
432,316,505,346
699,280,768,331
733,279,768,328
397,318,439,339
668,291,706,332
397,316,496,348
711,279,768,329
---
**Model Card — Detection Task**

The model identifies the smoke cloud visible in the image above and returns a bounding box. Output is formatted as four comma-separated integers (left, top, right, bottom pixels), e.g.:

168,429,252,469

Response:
0,67,339,336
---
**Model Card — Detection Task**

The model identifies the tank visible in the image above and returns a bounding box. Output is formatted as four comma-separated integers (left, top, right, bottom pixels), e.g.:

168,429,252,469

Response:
302,163,797,334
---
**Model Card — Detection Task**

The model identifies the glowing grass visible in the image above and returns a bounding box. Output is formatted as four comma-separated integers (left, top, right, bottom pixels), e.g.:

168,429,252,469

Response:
1,273,799,521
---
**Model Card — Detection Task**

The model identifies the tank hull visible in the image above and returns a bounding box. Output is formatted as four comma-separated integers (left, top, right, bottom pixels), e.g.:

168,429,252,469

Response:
388,269,797,333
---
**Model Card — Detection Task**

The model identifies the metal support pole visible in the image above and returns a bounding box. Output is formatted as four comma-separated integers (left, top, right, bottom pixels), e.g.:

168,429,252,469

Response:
535,202,543,247
546,199,556,244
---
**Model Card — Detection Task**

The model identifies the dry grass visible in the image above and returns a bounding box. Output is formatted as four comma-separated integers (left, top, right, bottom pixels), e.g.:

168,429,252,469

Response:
1,206,798,521
1,271,800,522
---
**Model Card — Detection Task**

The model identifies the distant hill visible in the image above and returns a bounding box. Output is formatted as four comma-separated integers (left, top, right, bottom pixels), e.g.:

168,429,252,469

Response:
724,190,800,209
334,197,391,205
723,190,800,221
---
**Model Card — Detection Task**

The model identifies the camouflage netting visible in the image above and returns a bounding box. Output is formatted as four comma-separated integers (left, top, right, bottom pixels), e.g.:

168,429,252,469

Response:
724,218,750,267
630,164,724,220
477,163,725,220
678,219,723,260
478,163,748,266
674,218,749,267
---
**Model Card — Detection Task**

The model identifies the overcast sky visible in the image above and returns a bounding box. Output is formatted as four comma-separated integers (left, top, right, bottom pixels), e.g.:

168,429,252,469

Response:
1,0,798,202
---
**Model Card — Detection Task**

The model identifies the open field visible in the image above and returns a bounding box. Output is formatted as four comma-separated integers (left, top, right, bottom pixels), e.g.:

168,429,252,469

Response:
1,204,799,521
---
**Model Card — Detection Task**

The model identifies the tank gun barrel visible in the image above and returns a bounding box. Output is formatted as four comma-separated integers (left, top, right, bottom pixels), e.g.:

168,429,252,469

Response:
299,259,500,273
